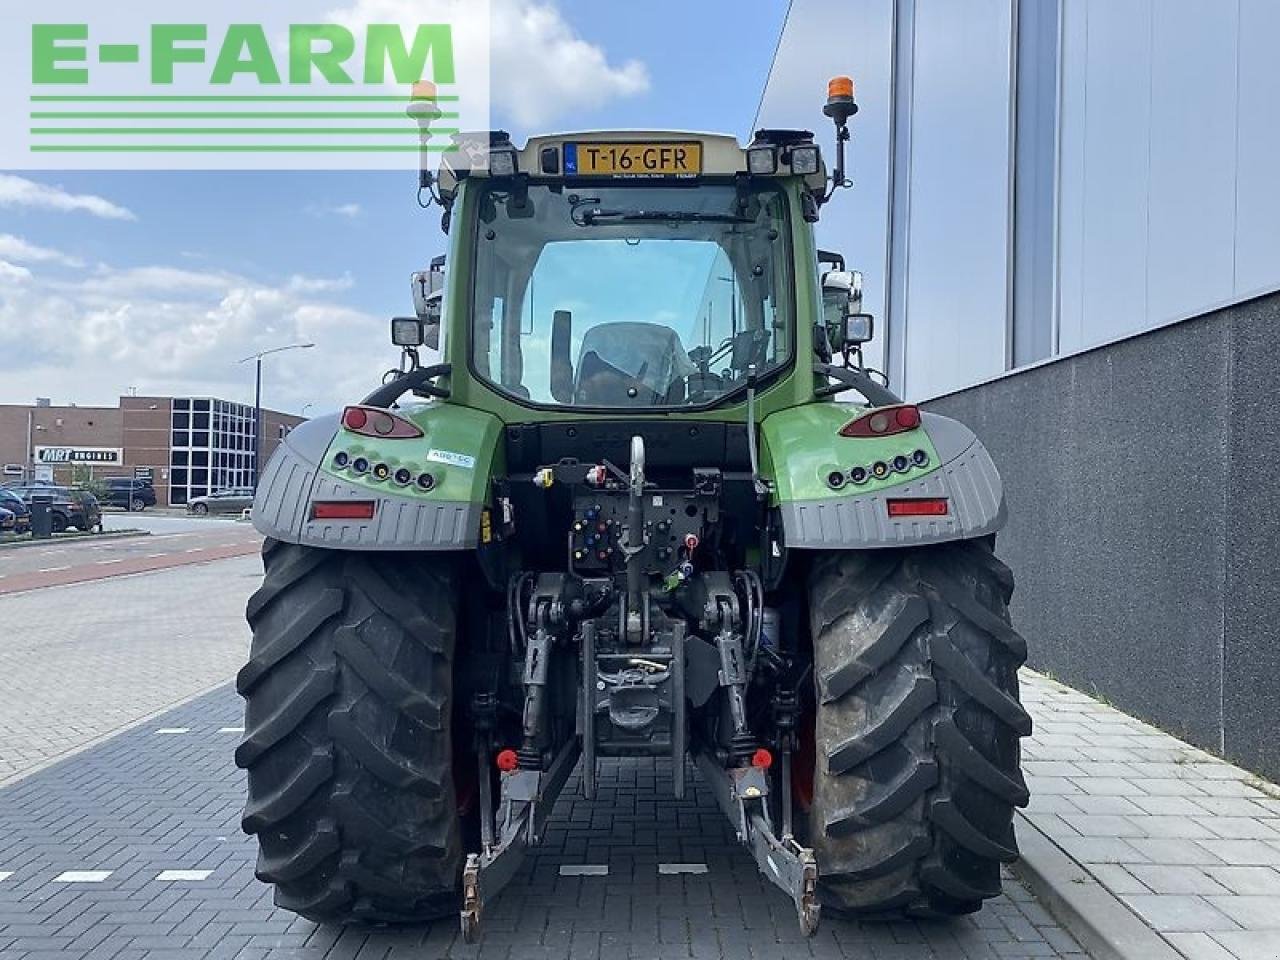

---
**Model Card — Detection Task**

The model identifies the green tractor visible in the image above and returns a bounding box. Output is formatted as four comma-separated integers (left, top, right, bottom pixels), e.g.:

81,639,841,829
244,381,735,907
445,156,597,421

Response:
236,77,1030,940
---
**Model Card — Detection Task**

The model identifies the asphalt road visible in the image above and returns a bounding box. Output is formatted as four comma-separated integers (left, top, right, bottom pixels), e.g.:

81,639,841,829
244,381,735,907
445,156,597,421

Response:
0,519,261,595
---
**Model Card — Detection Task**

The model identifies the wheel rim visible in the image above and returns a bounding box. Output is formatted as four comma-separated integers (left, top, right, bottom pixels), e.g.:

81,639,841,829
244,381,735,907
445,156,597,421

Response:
131,499,144,511
194,504,207,514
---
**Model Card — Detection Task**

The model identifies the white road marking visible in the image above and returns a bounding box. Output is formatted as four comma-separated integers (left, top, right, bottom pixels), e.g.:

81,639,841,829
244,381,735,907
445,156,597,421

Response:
0,872,12,882
658,863,708,875
155,727,190,735
184,548,204,554
156,869,212,882
54,871,112,883
219,726,245,734
95,559,125,565
558,864,609,877
146,553,168,559
37,566,70,573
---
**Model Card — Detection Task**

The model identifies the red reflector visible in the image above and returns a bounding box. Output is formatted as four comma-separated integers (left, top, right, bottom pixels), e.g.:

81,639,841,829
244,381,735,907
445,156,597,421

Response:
751,748,774,770
495,749,519,772
311,501,376,521
839,404,922,438
886,498,949,517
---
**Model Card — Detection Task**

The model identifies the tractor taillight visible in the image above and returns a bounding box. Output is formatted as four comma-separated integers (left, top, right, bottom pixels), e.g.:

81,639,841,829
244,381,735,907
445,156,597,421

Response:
341,406,423,439
751,748,774,770
839,404,921,438
311,501,376,521
886,498,948,518
495,749,519,772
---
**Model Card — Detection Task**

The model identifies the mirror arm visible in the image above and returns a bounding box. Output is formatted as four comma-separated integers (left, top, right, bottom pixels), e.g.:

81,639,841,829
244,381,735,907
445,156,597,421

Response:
813,363,901,405
362,363,452,407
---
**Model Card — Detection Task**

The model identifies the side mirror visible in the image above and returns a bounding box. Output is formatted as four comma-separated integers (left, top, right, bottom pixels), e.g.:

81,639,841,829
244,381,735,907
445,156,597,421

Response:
411,267,445,319
822,269,873,349
822,269,863,313
550,310,574,403
421,291,442,350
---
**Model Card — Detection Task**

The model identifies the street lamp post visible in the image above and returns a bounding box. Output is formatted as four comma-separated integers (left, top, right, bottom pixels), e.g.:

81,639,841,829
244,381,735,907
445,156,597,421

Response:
239,342,314,491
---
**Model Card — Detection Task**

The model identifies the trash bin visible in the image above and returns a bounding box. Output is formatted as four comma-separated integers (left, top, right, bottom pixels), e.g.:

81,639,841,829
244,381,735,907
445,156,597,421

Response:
30,493,53,540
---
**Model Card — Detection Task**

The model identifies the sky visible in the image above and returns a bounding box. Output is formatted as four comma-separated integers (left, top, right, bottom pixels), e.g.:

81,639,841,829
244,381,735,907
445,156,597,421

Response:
0,0,793,415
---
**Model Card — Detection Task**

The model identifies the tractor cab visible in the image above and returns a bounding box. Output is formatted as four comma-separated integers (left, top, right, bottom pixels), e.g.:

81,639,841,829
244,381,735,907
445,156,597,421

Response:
425,129,831,415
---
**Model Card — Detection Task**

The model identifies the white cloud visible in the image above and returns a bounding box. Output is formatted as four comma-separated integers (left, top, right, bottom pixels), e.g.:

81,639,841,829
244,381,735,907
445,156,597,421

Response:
329,0,649,129
0,261,32,283
0,175,137,221
0,235,83,268
0,257,392,414
488,0,649,127
308,202,363,219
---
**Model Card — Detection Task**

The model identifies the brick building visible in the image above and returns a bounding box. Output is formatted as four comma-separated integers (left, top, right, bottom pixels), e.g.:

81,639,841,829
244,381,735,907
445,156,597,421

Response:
0,396,304,507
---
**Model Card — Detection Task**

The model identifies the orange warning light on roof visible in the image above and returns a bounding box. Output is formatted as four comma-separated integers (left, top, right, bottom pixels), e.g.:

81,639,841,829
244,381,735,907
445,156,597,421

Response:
827,76,855,101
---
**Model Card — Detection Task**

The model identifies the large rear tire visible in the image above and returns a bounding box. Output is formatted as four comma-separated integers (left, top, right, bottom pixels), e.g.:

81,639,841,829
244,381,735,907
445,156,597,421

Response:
236,540,462,924
806,538,1031,916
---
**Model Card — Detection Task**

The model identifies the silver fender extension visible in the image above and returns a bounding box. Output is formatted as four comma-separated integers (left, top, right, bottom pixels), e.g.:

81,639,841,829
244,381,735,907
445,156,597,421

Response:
778,413,1007,550
250,414,481,551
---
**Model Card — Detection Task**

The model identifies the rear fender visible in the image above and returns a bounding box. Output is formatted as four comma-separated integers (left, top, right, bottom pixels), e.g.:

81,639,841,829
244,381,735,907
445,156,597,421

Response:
760,403,1006,549
251,403,503,551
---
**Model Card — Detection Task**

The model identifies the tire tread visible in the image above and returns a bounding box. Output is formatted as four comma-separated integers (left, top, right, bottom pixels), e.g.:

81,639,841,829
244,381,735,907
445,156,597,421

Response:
808,538,1029,916
236,540,461,924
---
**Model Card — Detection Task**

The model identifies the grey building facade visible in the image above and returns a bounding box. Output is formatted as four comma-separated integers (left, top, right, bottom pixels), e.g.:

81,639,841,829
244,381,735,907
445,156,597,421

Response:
760,0,1280,778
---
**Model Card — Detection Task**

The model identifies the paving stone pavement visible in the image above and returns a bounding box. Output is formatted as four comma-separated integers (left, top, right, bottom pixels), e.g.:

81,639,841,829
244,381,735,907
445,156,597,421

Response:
1019,671,1280,960
0,555,258,784
0,686,1089,960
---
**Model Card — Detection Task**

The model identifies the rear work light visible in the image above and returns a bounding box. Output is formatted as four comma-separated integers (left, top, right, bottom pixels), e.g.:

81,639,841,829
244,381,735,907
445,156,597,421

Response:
341,406,423,439
839,404,922,438
311,501,376,521
886,498,948,518
788,144,821,175
747,145,778,175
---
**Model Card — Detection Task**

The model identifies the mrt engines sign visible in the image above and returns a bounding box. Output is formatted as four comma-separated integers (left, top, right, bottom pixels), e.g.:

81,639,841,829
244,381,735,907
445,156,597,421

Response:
34,446,123,465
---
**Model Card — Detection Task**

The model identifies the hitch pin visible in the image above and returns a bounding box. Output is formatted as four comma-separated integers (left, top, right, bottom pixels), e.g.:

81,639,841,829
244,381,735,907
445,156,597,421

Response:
628,658,666,672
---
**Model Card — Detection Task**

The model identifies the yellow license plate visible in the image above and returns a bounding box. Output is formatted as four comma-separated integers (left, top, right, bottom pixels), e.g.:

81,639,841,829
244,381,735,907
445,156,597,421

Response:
566,141,702,178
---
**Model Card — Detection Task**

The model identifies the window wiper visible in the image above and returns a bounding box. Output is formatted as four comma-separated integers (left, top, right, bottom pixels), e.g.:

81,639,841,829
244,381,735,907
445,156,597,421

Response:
577,208,753,226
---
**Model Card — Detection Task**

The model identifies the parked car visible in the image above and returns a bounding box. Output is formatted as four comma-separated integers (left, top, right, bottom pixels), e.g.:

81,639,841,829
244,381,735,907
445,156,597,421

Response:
0,506,15,534
0,488,31,533
7,485,102,532
102,477,157,512
188,487,255,516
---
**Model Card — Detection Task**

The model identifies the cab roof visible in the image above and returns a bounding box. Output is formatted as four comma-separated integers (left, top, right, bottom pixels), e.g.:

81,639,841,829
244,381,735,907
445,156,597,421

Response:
436,129,827,194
